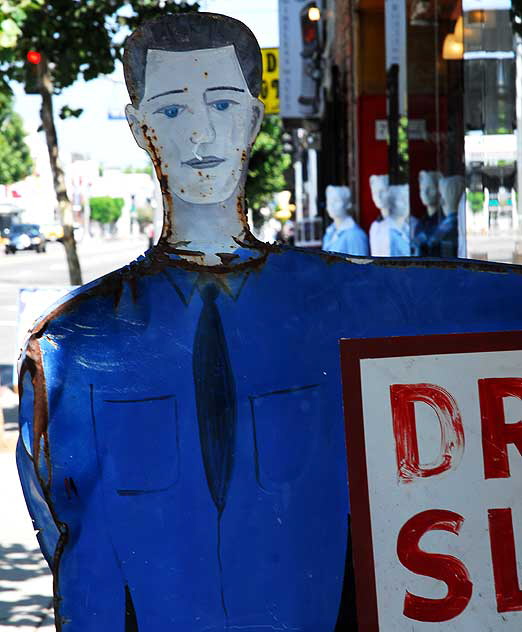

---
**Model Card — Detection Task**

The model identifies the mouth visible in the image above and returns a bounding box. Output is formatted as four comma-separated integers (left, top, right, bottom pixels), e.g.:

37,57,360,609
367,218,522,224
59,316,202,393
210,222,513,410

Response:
182,156,226,169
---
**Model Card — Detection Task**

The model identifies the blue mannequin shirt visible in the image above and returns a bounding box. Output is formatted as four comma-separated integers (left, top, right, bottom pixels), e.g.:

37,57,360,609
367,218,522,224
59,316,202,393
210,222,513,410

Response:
322,217,369,256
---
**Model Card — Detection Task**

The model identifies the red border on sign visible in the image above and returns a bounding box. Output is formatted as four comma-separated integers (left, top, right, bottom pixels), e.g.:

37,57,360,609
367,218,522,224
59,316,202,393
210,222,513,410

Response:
340,330,522,632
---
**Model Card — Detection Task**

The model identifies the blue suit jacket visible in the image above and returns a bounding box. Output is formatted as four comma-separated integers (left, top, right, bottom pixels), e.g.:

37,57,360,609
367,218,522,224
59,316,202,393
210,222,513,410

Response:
17,244,522,631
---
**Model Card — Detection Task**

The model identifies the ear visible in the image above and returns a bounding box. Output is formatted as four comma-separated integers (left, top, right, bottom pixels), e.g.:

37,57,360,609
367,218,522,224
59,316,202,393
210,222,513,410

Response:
125,104,148,151
249,99,265,144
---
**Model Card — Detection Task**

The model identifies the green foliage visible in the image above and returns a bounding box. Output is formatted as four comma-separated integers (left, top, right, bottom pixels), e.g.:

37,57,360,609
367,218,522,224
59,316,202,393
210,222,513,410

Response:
123,164,153,176
0,91,32,184
0,1,41,50
468,191,485,214
246,115,291,213
90,196,124,224
59,105,83,120
0,0,199,92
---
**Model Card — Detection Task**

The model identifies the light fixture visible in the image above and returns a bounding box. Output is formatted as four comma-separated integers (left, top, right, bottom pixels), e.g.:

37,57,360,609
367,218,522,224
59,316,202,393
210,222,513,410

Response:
442,34,464,60
442,16,463,61
468,10,486,24
308,6,321,22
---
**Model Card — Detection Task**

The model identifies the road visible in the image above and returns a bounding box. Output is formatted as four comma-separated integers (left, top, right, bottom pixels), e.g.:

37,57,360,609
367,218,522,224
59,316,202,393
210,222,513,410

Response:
0,236,148,372
0,236,147,629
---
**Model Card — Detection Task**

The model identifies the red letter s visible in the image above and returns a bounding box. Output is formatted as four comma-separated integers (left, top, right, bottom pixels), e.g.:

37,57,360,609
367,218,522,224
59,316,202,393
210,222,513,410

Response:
397,509,473,622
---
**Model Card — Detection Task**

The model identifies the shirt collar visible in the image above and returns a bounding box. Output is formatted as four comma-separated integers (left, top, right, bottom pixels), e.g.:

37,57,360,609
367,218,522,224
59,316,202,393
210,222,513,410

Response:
328,217,356,234
159,246,266,305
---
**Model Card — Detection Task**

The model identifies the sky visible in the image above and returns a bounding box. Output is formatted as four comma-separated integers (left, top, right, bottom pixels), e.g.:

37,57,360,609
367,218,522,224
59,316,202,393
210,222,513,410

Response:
13,0,279,170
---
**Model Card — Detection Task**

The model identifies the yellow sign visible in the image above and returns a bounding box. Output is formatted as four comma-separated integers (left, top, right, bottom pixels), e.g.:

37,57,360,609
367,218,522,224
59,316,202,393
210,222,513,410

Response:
260,48,279,115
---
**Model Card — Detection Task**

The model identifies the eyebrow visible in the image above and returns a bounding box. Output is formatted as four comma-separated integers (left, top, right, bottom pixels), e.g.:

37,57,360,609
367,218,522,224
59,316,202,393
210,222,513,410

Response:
147,89,185,102
206,86,245,93
147,85,246,102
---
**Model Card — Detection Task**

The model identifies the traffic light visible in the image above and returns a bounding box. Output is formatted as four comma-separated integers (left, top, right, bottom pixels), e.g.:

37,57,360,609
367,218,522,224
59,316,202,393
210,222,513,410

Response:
282,131,294,154
25,50,42,95
298,3,321,114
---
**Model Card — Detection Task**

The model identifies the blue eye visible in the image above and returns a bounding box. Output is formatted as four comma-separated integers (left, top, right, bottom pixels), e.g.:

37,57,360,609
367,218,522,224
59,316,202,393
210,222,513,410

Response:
211,100,233,112
154,104,185,119
163,105,181,118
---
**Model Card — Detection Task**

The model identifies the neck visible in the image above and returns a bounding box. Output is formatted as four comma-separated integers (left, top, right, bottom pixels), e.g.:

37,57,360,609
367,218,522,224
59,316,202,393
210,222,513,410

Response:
333,214,350,229
390,214,407,228
159,184,251,266
426,204,438,217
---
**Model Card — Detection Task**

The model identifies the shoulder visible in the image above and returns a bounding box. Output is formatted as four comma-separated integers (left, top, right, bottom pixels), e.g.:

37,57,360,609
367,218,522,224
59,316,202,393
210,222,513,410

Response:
22,253,172,356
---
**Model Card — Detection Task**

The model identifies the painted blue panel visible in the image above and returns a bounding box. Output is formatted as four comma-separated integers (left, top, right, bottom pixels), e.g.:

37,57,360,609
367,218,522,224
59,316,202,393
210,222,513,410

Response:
17,245,522,631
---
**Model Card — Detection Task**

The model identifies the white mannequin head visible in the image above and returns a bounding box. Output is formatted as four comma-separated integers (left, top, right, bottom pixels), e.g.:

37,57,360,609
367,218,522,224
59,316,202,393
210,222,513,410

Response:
326,185,352,220
369,174,390,218
418,170,441,216
439,175,465,217
388,184,409,220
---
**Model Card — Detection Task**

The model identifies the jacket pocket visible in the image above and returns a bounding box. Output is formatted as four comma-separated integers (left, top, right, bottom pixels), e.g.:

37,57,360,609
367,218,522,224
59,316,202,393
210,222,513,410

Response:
249,383,322,492
91,387,179,495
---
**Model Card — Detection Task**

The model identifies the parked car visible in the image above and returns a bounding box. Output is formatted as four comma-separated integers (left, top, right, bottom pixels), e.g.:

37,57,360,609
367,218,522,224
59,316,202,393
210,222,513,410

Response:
40,222,64,242
4,223,46,254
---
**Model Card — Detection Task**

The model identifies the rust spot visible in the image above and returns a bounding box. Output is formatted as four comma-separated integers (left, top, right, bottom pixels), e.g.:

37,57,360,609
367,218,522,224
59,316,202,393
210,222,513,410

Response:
241,150,247,162
64,477,78,499
18,334,69,624
204,71,208,77
217,253,240,264
198,171,202,176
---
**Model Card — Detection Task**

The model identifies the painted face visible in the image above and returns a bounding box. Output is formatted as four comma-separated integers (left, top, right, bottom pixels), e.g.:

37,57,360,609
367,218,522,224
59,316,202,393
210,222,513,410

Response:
127,46,263,204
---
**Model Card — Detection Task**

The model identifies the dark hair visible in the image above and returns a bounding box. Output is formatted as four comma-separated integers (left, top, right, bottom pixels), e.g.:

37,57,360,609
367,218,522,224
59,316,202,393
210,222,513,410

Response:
123,12,262,106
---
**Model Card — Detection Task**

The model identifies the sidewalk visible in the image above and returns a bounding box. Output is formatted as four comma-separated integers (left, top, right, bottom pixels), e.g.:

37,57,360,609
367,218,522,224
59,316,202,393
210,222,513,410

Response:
0,408,54,630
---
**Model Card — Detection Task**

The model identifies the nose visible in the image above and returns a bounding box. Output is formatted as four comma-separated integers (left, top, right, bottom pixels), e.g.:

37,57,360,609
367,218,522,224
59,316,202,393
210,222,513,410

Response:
190,108,216,146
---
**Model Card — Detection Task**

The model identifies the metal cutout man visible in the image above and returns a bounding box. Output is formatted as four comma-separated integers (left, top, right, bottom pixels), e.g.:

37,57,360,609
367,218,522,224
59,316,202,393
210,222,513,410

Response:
17,12,522,632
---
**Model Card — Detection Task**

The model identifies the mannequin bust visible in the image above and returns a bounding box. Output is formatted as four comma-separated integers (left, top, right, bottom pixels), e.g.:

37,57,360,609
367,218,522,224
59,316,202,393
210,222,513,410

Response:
427,175,465,258
419,170,441,217
322,185,369,256
413,170,441,256
369,174,391,256
440,175,465,217
388,184,412,257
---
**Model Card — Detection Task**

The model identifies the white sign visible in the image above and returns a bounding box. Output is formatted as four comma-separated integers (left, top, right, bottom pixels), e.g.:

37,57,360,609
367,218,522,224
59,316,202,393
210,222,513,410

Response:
463,0,511,10
278,0,322,120
341,332,522,631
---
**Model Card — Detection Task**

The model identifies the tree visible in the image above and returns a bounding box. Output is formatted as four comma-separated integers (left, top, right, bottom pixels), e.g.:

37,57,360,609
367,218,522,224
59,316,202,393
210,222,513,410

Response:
246,115,291,225
90,196,124,226
0,92,32,185
0,0,198,284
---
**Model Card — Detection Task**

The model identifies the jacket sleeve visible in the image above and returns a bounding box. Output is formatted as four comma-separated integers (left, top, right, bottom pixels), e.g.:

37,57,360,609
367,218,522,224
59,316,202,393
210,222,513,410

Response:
17,333,126,631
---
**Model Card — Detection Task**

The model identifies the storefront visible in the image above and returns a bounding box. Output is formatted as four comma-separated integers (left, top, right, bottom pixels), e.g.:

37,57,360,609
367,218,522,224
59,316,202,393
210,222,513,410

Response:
299,0,519,260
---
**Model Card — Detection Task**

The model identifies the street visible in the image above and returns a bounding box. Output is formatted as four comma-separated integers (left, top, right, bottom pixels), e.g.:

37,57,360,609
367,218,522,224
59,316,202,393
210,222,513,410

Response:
0,236,148,367
0,235,148,630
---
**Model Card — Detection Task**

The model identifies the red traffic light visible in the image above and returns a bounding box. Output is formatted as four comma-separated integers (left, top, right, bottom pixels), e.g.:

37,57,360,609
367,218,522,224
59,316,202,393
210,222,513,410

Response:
26,51,41,65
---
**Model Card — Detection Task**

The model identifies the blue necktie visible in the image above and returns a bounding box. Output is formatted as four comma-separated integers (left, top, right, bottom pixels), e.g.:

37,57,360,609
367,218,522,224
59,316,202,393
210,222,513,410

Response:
193,282,237,618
